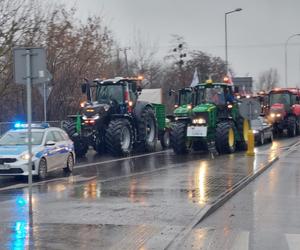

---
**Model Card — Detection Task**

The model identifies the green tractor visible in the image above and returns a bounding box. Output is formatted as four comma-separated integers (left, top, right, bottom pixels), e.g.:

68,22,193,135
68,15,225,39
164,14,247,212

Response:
63,77,160,157
169,87,194,120
170,81,249,155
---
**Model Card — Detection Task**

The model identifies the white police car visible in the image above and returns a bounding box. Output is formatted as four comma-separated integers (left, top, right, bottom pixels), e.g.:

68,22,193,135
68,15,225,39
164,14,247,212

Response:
0,123,75,179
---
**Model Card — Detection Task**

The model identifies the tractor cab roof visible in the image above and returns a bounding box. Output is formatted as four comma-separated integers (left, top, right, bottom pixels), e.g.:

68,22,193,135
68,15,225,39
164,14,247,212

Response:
269,88,300,96
98,77,141,86
195,82,231,88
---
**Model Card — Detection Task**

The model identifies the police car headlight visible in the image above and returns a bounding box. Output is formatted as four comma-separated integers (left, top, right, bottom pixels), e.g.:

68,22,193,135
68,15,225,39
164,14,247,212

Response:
193,118,206,124
20,153,33,160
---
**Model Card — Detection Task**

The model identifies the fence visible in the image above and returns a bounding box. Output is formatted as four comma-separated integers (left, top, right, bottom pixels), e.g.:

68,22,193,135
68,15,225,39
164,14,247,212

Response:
0,121,66,136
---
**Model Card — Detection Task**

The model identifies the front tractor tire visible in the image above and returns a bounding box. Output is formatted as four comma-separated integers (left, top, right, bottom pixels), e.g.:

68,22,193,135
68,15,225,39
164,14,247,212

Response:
287,116,297,137
63,120,88,158
105,119,134,156
170,122,190,155
216,121,236,154
137,107,158,152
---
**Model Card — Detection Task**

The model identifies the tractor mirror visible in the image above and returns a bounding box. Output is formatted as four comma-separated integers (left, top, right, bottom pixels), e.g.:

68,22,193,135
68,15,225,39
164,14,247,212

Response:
296,96,300,102
168,89,173,96
81,83,87,94
137,85,142,93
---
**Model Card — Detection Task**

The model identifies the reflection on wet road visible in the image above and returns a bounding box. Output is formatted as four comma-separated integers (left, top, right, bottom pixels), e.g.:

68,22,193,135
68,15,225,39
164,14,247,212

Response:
0,137,298,249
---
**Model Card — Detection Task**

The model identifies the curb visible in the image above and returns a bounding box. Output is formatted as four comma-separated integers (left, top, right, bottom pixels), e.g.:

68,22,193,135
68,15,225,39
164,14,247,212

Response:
166,155,279,250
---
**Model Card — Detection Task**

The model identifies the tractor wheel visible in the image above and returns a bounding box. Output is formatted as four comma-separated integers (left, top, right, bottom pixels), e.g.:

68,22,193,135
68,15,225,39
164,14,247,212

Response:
216,121,236,154
136,107,157,152
236,118,248,151
73,137,89,158
170,122,190,154
192,140,207,151
63,120,88,158
287,116,297,137
160,129,170,149
105,119,133,156
62,120,77,138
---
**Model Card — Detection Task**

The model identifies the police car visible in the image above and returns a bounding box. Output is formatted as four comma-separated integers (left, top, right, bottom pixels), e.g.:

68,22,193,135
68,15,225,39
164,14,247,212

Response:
0,123,75,179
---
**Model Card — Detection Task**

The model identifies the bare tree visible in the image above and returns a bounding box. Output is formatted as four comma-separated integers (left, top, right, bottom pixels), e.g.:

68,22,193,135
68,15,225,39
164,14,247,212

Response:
257,68,279,91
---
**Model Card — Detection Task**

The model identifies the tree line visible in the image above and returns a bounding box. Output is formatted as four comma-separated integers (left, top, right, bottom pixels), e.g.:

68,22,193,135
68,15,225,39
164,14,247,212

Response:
0,0,277,122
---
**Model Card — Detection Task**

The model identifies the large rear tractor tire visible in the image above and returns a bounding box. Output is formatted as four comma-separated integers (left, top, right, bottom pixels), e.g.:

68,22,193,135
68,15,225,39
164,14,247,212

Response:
216,121,236,154
236,118,248,151
105,119,134,156
170,122,190,155
287,116,297,137
63,120,88,158
136,107,158,152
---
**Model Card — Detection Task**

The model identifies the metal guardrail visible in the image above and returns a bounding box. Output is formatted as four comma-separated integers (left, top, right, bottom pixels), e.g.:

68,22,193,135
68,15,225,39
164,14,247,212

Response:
0,121,65,136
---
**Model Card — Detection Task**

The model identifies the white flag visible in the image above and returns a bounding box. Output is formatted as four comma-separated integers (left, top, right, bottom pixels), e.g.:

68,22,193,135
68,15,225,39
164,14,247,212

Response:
190,68,199,87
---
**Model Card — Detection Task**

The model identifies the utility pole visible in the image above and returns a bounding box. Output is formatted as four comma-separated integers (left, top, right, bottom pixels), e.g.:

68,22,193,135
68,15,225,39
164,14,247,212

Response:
120,47,131,76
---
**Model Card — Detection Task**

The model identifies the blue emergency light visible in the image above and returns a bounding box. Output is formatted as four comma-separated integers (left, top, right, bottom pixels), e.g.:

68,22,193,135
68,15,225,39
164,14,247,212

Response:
14,122,50,129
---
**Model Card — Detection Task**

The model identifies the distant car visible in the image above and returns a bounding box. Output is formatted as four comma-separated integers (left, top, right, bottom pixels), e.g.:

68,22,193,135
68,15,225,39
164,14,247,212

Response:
0,123,75,179
251,117,273,145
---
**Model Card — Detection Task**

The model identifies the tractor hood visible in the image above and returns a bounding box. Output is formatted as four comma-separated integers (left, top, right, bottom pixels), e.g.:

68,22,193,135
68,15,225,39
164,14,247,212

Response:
269,103,286,119
83,103,110,118
192,103,216,113
174,104,191,117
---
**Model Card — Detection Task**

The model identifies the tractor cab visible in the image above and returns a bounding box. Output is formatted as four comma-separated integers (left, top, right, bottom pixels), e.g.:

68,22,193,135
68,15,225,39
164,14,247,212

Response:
267,88,300,137
171,87,193,118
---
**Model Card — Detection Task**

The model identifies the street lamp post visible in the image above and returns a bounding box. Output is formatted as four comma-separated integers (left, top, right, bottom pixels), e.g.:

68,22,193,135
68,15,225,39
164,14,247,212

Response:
284,33,300,87
225,8,242,74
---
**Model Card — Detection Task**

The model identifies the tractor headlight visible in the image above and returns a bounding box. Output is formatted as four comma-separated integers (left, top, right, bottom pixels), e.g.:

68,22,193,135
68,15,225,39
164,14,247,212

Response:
276,113,281,117
92,114,100,120
252,130,259,134
192,118,206,125
82,115,88,120
270,113,275,118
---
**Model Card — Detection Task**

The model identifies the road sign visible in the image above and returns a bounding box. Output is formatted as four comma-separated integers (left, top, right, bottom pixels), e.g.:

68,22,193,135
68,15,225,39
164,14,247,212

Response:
239,98,260,120
13,47,48,205
13,48,47,85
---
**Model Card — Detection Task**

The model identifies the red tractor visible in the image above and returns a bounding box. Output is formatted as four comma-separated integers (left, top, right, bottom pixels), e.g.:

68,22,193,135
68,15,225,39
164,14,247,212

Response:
267,88,300,136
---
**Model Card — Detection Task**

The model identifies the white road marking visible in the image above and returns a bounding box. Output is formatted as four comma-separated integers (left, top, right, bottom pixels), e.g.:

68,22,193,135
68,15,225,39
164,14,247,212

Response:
231,231,249,250
286,234,300,250
75,150,168,169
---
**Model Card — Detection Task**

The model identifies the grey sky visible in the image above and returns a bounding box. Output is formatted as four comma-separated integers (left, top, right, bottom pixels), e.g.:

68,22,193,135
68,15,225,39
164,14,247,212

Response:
62,0,300,88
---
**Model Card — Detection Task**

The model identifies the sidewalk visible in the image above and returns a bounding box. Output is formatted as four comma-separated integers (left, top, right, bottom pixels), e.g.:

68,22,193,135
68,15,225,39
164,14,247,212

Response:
179,141,300,250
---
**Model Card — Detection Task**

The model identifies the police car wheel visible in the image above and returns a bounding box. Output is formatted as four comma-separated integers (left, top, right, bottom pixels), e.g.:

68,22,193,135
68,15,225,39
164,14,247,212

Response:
64,154,74,173
38,158,47,180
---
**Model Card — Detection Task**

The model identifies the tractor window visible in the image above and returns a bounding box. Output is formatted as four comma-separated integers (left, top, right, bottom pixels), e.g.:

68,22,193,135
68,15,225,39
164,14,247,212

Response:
196,86,225,105
179,90,192,105
206,87,225,105
96,85,124,104
291,95,297,105
269,93,290,109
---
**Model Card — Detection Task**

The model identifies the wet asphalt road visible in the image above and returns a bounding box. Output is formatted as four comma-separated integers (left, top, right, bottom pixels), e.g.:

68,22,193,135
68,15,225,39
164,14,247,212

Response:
0,137,298,249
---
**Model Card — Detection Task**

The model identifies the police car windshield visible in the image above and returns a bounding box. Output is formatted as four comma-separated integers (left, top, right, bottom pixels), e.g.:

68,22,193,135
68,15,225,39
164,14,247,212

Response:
0,131,44,146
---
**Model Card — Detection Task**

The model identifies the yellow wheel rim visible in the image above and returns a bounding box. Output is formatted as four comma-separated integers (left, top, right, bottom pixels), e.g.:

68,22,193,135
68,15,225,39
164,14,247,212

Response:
243,119,250,142
228,128,235,147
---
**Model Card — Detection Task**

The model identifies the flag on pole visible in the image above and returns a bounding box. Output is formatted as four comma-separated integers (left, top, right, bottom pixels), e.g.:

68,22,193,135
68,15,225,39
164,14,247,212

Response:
190,68,199,87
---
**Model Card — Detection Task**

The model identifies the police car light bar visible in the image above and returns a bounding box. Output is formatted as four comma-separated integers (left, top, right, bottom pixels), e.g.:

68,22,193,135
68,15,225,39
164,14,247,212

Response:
14,122,50,129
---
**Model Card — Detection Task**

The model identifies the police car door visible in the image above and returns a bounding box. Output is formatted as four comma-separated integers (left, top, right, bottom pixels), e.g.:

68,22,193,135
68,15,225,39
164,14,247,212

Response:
53,131,68,167
44,131,58,170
